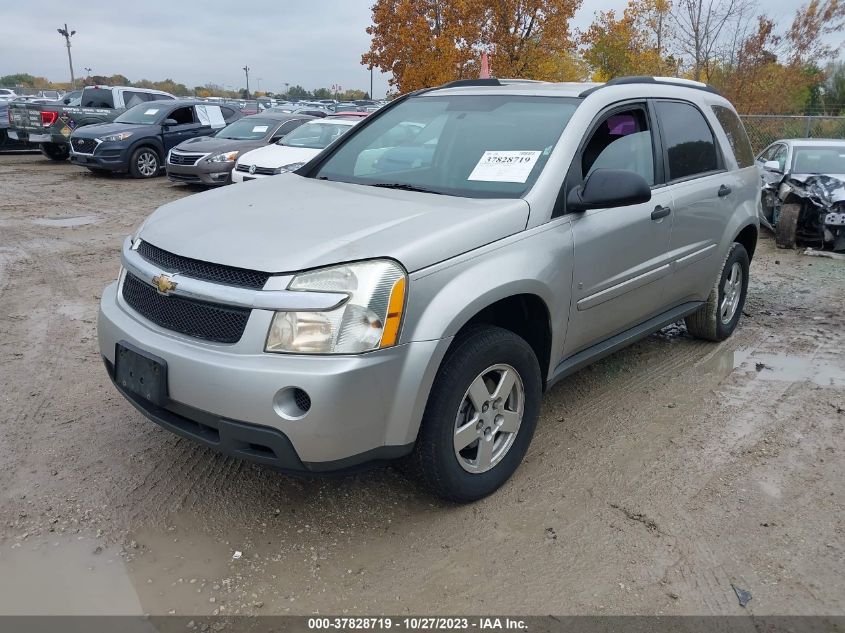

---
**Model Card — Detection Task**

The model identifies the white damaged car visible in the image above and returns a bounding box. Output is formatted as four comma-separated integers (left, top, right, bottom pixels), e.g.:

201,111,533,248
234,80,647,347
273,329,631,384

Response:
231,118,358,182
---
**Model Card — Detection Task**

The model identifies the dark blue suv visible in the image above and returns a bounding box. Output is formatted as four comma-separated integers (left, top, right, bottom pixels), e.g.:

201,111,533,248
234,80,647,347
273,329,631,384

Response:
69,99,242,178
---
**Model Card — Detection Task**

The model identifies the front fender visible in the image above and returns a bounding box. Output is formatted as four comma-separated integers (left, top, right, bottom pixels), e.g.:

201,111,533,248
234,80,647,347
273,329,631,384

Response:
401,217,574,378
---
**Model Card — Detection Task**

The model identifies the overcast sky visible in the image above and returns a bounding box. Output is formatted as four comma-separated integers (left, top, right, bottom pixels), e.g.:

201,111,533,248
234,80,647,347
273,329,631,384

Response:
0,0,834,97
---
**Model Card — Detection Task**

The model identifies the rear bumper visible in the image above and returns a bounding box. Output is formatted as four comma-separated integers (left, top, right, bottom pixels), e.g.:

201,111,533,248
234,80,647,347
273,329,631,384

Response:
8,129,61,144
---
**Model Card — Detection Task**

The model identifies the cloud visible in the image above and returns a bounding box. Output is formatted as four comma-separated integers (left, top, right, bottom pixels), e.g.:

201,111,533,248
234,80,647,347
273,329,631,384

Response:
0,0,391,96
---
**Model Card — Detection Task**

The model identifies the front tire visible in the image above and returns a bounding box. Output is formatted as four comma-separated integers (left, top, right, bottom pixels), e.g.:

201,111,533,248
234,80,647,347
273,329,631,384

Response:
775,203,800,249
129,147,161,179
40,143,69,161
405,326,542,502
685,243,749,342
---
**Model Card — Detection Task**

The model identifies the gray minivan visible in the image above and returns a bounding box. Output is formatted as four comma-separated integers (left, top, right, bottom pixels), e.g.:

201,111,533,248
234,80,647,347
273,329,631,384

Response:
99,76,760,502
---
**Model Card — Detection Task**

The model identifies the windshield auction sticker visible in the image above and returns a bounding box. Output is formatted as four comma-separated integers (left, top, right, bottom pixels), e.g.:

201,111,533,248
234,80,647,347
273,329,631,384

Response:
468,150,541,183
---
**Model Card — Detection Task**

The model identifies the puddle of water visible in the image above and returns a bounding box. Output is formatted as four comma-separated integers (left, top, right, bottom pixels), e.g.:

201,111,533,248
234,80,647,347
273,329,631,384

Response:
0,537,142,615
704,346,845,388
749,354,845,387
32,215,99,228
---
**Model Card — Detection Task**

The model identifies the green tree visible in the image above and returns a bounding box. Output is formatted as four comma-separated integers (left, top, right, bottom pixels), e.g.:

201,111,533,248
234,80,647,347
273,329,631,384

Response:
286,84,311,98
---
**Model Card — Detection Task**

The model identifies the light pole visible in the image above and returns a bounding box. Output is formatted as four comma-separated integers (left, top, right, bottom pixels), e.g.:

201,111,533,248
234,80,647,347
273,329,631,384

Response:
370,66,373,100
256,77,262,95
57,24,76,88
284,82,289,98
84,67,92,83
242,65,250,98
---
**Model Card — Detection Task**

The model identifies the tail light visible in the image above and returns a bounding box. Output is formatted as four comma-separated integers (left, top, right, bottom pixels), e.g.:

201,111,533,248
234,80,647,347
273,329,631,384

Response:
40,111,58,127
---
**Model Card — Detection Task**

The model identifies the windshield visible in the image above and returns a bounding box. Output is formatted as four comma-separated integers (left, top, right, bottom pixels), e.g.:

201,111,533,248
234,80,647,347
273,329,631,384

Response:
312,94,580,198
792,146,845,175
279,121,354,149
216,117,275,140
114,103,166,125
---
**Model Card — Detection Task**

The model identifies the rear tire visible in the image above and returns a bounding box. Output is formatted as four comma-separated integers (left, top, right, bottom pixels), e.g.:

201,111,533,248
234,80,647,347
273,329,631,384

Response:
685,243,749,342
40,143,69,161
129,147,161,179
775,203,800,249
404,326,542,502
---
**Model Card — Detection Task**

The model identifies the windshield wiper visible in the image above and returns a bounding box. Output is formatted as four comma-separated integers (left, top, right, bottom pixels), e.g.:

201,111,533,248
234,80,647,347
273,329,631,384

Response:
369,182,443,195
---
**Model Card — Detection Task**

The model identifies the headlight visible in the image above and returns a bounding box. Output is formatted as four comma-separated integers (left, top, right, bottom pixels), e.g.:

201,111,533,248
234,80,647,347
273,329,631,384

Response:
208,150,239,163
266,259,407,354
96,131,133,142
277,162,305,174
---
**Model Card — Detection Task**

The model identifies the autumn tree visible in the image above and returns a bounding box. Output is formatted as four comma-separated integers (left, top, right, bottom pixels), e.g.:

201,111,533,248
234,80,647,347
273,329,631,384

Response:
363,0,583,93
580,0,677,80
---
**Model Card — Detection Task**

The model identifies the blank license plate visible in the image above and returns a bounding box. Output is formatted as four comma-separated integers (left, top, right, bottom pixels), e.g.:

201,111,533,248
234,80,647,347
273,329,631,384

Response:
115,343,168,406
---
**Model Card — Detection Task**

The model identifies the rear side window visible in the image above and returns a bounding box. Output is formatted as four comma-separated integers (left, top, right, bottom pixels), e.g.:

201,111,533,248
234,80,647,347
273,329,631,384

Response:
80,88,115,109
123,91,148,108
656,101,719,181
712,105,754,168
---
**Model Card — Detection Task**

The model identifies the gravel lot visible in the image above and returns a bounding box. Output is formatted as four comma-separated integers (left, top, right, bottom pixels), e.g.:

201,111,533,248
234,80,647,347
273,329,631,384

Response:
1,153,843,616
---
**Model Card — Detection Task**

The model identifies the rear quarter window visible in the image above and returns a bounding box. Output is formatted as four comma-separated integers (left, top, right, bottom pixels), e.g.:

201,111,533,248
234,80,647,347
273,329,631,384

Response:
712,105,754,168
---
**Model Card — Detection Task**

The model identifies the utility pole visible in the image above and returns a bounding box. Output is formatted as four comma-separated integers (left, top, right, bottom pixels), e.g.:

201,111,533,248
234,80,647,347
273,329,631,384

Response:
57,24,77,88
242,65,250,98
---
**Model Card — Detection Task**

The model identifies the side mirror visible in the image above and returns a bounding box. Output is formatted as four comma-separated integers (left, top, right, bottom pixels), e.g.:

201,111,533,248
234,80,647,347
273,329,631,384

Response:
163,118,178,127
567,169,651,212
763,160,782,173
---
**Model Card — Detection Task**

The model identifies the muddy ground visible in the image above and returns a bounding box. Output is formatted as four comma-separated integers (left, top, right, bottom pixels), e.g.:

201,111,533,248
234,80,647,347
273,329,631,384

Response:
0,153,843,617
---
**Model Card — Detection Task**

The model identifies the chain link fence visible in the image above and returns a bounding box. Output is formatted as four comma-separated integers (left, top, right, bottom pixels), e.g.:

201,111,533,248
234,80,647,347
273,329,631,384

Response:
740,115,845,153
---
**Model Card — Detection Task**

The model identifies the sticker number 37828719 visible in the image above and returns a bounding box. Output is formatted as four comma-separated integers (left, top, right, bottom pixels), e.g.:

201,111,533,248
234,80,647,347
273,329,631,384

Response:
467,150,542,183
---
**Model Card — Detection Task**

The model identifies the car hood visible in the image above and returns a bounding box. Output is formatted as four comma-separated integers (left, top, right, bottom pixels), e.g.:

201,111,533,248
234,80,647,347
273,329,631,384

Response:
72,122,151,138
785,173,845,209
138,174,529,273
174,136,264,155
236,143,320,168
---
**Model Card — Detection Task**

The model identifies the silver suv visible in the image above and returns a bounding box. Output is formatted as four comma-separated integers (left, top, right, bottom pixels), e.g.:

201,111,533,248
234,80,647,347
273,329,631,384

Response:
99,76,760,502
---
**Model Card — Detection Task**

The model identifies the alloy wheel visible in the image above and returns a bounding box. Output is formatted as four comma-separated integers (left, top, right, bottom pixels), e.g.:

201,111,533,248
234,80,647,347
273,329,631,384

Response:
453,363,524,474
720,261,743,324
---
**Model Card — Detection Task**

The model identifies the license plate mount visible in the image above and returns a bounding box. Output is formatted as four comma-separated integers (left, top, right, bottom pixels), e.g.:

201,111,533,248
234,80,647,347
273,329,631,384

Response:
114,342,168,406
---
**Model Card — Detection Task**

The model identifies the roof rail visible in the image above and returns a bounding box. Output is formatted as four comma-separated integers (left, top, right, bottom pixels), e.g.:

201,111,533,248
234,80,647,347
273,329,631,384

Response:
579,75,721,98
438,78,502,89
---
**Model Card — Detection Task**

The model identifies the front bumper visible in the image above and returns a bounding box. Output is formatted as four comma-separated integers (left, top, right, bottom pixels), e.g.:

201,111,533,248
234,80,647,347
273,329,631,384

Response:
166,160,233,186
98,281,449,470
231,168,271,183
70,144,129,171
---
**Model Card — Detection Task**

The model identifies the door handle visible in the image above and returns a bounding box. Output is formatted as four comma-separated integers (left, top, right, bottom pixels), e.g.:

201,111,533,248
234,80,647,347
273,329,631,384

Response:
651,205,671,220
718,184,732,197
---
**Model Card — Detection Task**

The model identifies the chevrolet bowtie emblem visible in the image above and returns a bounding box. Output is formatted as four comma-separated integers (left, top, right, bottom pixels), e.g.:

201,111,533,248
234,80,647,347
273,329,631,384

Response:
152,273,178,295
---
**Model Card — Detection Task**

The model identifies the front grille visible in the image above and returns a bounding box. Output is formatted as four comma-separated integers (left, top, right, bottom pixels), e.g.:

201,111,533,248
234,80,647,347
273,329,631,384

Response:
137,241,271,289
122,273,250,344
235,163,276,175
72,137,96,154
169,151,205,165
